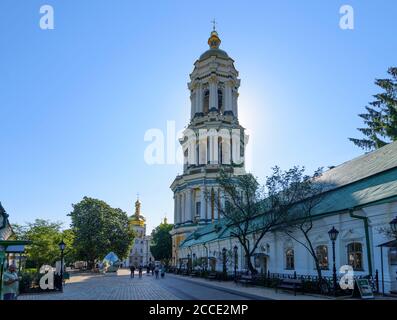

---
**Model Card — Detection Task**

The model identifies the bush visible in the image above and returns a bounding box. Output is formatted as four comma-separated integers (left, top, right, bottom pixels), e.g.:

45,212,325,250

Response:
19,270,40,293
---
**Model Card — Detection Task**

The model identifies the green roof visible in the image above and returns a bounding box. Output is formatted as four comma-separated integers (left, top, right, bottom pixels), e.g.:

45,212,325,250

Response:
180,141,397,248
319,140,397,190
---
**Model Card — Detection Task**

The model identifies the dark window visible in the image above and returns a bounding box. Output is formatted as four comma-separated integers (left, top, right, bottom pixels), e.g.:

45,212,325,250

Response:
196,202,201,217
218,89,223,112
285,249,294,270
203,90,209,114
347,242,363,270
316,245,329,270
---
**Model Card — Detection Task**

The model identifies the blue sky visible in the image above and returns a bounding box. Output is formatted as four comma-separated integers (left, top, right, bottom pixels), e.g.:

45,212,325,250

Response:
1,0,396,233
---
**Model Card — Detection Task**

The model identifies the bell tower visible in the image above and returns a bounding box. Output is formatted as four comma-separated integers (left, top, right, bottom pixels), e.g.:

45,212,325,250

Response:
170,28,249,267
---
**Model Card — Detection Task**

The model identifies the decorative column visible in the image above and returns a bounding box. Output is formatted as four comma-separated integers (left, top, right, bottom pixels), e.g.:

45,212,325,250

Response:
186,189,193,224
232,90,238,117
180,193,184,225
190,92,195,119
200,185,206,223
180,192,185,224
195,84,202,116
220,189,225,219
207,188,212,222
214,188,219,221
174,194,177,225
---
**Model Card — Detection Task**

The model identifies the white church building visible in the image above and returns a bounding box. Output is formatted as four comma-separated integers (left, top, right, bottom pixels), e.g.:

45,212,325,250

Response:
169,28,397,295
124,198,154,268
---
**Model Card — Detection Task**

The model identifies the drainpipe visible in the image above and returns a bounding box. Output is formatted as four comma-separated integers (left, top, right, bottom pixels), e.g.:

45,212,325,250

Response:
203,243,209,271
349,208,372,275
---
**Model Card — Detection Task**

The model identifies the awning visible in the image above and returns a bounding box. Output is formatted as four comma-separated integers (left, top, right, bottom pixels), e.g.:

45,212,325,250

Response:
377,239,397,248
0,240,32,252
5,245,26,253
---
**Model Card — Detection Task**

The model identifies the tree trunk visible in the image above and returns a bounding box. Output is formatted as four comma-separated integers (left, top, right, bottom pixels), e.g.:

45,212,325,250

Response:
247,258,257,274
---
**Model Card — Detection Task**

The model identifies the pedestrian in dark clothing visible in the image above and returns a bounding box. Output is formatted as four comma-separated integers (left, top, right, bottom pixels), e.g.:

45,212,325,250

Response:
138,265,143,278
154,266,159,279
160,265,165,279
129,265,135,278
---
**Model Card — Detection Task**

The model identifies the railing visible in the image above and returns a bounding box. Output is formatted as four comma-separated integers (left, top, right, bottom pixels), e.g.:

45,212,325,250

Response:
267,270,379,295
169,266,380,295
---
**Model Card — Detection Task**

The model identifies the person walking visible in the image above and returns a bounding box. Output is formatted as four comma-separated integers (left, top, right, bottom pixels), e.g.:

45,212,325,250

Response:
138,265,143,278
129,265,135,278
154,265,159,279
2,264,19,300
160,265,165,279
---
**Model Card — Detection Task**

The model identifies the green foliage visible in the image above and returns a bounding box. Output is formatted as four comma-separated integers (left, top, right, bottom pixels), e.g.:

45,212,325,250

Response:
350,67,397,150
11,219,65,270
62,228,77,265
68,197,134,267
150,220,173,264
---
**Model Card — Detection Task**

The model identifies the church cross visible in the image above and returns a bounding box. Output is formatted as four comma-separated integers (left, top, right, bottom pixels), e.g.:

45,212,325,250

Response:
211,18,217,31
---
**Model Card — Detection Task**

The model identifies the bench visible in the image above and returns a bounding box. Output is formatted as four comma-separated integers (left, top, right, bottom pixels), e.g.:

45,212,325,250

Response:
236,274,256,286
190,270,200,277
276,279,303,296
207,272,217,280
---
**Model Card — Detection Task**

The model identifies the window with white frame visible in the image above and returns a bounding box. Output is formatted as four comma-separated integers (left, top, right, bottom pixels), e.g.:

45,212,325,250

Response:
285,248,294,270
315,245,329,270
347,242,363,270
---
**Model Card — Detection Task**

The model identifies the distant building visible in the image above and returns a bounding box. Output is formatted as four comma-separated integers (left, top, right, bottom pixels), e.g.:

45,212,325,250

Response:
124,198,154,267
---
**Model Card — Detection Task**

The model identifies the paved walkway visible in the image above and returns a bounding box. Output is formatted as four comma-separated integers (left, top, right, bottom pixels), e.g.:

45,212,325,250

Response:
19,270,179,300
165,274,328,300
21,270,393,300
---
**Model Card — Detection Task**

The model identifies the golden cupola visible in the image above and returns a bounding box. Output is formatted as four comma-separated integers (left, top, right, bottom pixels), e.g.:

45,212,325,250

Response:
129,198,145,227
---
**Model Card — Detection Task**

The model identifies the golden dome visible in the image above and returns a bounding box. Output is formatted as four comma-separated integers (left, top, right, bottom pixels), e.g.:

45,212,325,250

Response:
129,197,145,227
208,31,221,49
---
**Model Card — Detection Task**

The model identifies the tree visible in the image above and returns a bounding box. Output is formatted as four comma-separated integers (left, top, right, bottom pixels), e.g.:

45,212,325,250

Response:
68,197,134,268
350,67,397,150
275,167,330,291
150,219,173,266
62,228,78,265
216,168,298,274
11,219,65,270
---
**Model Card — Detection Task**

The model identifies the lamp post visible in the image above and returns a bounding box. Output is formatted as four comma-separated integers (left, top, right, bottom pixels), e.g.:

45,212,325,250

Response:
187,254,190,274
233,245,238,282
222,248,227,279
58,240,66,292
328,226,339,296
192,253,196,270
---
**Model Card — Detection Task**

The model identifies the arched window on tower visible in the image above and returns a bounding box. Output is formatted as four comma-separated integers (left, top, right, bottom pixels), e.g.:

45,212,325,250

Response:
218,89,223,113
203,90,209,114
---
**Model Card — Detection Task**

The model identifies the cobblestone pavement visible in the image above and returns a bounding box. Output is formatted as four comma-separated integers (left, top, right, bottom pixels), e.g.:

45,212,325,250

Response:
19,269,179,300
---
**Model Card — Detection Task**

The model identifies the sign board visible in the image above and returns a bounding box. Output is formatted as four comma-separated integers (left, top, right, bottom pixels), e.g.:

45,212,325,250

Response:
354,279,374,299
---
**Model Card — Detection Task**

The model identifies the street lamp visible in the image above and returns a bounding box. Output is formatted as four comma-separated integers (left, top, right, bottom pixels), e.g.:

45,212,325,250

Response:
58,239,66,292
233,245,238,282
192,253,196,270
328,226,339,296
222,248,227,278
390,217,397,235
187,254,190,273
